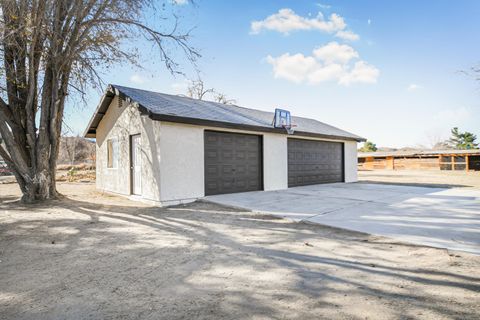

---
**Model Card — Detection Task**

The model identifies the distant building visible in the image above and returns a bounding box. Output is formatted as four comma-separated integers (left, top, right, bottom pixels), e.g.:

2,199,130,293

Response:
358,149,480,171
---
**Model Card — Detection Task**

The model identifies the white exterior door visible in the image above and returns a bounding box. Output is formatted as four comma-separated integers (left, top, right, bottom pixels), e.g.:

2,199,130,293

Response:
131,134,142,195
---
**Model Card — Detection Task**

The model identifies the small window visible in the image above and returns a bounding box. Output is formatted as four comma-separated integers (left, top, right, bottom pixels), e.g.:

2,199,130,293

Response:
107,138,118,168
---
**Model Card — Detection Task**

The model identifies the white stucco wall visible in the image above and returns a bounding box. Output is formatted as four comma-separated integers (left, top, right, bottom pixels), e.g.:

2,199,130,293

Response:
263,134,288,190
96,96,134,195
95,97,162,202
344,141,358,183
95,101,358,205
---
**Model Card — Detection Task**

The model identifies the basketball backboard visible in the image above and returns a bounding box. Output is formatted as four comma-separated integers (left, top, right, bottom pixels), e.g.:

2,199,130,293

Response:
273,108,291,128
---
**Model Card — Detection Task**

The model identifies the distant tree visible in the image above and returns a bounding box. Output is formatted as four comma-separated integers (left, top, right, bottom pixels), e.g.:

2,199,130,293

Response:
358,141,377,152
448,127,478,149
186,79,215,100
432,141,453,150
64,137,79,165
186,78,235,104
213,92,236,105
425,130,449,150
59,136,95,165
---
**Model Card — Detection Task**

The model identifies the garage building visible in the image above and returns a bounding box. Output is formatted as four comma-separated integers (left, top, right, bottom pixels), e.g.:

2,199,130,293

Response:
84,85,365,205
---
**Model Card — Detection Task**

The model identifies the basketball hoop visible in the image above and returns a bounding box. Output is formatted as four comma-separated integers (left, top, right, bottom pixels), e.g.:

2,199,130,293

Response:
283,124,296,135
272,108,296,134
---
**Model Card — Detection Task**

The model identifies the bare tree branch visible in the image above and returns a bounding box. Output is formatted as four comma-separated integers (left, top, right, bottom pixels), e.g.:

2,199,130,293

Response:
0,0,199,202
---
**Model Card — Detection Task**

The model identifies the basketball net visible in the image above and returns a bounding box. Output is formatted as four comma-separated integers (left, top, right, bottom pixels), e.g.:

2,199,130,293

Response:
283,124,296,135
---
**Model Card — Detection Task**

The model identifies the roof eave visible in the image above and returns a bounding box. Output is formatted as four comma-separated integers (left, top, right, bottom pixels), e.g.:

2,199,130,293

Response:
83,86,116,138
149,113,364,142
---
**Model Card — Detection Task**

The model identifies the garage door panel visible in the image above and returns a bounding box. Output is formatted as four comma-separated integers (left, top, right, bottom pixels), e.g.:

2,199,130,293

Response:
205,131,263,196
222,165,234,174
288,138,344,187
206,165,218,175
206,150,218,159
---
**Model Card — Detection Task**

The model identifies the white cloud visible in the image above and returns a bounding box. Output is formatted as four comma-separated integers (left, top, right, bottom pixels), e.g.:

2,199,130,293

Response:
316,3,331,10
266,53,317,83
266,42,379,86
367,19,371,25
250,8,346,35
251,8,359,41
308,63,345,83
335,30,360,41
338,61,379,85
130,74,146,85
407,84,422,91
172,0,188,5
313,41,359,64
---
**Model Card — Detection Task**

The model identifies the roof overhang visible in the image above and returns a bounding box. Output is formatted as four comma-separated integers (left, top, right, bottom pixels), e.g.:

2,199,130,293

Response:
150,112,364,142
83,85,117,138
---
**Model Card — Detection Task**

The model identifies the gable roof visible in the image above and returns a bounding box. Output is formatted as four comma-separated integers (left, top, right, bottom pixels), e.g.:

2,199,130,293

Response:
84,84,365,142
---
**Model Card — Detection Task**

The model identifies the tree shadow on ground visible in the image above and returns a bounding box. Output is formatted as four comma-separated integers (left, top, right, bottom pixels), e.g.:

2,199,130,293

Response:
0,194,479,319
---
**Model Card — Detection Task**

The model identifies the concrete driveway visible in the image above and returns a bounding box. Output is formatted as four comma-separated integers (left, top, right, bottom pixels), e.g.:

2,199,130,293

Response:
206,183,480,255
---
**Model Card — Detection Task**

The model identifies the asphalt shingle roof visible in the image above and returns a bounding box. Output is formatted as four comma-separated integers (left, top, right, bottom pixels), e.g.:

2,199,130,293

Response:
85,84,365,141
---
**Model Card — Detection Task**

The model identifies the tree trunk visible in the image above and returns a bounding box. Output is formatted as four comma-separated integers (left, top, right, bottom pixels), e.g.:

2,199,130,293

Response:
18,167,57,203
0,0,198,203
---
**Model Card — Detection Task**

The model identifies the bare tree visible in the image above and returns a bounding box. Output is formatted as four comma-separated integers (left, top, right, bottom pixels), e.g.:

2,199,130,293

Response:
60,135,93,165
186,79,214,100
425,130,448,150
0,0,199,202
213,92,236,105
186,78,235,104
64,137,79,165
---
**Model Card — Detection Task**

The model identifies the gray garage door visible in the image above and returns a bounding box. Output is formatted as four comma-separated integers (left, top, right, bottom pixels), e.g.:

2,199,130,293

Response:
204,131,263,196
288,138,344,187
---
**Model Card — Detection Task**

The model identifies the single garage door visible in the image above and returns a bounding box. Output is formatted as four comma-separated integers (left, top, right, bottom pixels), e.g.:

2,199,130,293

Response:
204,131,263,196
288,138,344,187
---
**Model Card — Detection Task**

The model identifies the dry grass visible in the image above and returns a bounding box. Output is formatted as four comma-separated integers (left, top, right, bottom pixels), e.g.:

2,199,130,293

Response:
56,163,95,171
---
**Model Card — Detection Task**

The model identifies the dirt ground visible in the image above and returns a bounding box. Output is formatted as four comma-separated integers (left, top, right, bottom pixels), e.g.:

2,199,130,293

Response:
0,183,479,320
359,169,480,188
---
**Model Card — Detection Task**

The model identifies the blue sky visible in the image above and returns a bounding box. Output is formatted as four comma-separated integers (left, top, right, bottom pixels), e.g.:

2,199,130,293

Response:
66,0,480,148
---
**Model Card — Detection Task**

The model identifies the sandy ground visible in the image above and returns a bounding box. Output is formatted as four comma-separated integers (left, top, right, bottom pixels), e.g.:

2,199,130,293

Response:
0,183,479,320
359,169,480,188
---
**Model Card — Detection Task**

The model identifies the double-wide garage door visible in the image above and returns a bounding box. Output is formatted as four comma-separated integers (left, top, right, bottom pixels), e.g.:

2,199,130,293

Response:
204,131,263,196
204,131,344,195
288,138,344,187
